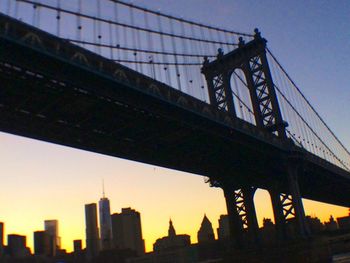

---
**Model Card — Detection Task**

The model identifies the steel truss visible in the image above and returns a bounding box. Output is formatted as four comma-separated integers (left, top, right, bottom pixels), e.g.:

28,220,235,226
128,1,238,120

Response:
203,30,308,243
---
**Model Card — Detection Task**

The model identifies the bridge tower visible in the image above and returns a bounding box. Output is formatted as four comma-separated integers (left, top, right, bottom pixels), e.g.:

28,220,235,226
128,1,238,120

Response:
201,29,309,247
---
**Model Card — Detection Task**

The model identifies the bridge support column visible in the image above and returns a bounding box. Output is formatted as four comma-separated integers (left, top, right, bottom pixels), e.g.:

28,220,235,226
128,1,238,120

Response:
223,185,244,248
223,184,260,248
287,161,309,238
269,159,309,242
242,186,260,245
269,186,288,241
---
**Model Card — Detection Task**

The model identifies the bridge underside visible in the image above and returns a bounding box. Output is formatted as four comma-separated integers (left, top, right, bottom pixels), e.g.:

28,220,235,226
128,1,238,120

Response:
0,32,350,207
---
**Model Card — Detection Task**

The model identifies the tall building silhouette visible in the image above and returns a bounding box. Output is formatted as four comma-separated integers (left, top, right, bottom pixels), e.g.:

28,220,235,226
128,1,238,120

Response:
0,222,3,256
99,182,112,250
85,203,100,260
111,207,145,255
217,215,230,240
34,231,50,256
197,214,215,243
44,220,60,256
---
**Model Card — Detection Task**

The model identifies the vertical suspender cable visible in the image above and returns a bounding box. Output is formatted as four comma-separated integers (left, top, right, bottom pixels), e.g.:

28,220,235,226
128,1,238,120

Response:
144,11,155,79
169,18,182,91
36,0,41,28
135,12,143,74
32,2,37,26
122,9,128,62
197,26,208,101
96,0,102,55
113,2,121,61
200,26,210,58
157,12,171,85
6,0,11,15
77,0,82,42
109,19,114,61
224,33,231,54
180,20,191,94
208,28,216,55
216,29,223,52
93,2,98,54
189,23,202,100
56,0,61,37
129,6,138,71
14,0,19,19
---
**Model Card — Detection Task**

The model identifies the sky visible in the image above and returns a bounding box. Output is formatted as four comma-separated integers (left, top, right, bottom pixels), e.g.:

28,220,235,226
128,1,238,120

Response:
0,0,350,253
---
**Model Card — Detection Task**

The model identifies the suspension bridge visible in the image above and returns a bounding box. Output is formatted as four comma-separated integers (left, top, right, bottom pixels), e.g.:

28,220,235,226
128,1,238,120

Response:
0,0,349,247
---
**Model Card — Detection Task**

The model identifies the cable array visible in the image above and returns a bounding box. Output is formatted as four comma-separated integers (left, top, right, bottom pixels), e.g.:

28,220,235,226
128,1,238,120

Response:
2,0,349,171
6,0,253,101
267,49,350,171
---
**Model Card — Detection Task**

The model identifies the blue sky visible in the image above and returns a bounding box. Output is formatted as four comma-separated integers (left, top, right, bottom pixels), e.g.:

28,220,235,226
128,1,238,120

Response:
132,0,350,148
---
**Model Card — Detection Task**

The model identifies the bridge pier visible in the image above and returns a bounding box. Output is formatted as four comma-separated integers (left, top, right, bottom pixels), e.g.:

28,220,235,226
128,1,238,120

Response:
242,186,260,245
269,157,309,242
269,186,288,241
287,158,309,238
223,185,244,248
223,184,260,248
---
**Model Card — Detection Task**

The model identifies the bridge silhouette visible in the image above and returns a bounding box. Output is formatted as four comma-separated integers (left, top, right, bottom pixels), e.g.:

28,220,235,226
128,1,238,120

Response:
1,0,349,248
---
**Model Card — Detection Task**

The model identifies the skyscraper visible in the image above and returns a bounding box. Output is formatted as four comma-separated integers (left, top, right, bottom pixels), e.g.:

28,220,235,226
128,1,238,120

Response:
99,183,112,250
111,207,145,255
44,220,60,256
197,214,215,243
34,231,50,256
85,203,100,260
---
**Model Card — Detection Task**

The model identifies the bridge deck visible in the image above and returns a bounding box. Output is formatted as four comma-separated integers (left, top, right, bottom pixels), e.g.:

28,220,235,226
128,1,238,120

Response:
0,13,349,206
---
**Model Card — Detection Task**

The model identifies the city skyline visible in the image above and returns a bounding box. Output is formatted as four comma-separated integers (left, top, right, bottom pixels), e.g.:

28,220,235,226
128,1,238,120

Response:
0,0,349,254
0,192,349,254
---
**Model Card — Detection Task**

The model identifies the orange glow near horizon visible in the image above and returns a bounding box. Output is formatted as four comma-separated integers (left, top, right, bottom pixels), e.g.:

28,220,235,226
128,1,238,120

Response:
0,133,348,253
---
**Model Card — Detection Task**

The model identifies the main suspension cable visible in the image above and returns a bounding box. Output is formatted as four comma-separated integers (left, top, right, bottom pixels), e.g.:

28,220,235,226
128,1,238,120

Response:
267,48,350,157
16,0,239,47
108,0,253,37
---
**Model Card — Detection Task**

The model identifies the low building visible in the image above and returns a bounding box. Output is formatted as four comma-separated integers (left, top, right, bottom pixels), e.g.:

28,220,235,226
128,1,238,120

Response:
337,215,350,230
7,234,30,258
306,216,323,234
73,239,82,252
260,218,276,245
153,220,190,252
324,215,338,231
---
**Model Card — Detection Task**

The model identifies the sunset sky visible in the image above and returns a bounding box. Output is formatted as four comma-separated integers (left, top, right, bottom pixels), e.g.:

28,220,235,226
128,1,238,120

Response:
0,0,349,253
